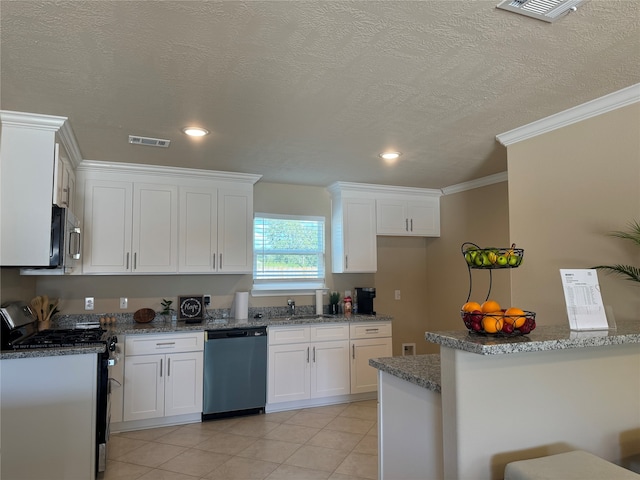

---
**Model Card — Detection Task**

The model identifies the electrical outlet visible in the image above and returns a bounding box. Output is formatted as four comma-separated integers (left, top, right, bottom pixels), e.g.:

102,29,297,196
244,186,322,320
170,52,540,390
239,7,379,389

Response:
204,295,211,306
395,290,401,300
402,343,416,356
120,297,128,309
85,297,94,310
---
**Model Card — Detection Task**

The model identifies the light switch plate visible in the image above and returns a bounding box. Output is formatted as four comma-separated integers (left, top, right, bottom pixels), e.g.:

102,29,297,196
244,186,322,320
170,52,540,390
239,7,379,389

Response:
120,297,128,309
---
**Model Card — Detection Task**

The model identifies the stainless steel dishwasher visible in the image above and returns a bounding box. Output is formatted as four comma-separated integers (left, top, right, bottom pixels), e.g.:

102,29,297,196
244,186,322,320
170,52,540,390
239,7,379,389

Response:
202,326,267,420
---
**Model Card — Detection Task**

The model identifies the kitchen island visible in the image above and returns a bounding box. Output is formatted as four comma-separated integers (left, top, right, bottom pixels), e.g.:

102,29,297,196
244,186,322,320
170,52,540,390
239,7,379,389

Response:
371,320,640,480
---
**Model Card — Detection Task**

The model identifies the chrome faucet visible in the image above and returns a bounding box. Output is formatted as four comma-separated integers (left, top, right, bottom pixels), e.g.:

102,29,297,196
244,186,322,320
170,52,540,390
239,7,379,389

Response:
287,299,296,315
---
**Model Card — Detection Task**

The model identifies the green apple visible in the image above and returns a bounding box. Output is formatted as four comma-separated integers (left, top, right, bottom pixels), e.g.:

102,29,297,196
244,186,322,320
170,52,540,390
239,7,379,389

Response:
496,255,508,266
508,254,519,266
481,253,492,266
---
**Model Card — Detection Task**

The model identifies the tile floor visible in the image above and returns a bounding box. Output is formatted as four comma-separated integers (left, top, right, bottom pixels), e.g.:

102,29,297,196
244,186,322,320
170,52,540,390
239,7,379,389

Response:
100,400,378,480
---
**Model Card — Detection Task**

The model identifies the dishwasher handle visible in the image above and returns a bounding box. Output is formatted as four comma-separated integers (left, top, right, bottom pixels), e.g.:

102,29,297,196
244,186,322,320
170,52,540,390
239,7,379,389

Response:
206,327,268,340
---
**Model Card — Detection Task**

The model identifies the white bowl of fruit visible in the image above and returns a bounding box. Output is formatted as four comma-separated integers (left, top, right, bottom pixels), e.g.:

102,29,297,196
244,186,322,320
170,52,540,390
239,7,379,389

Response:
461,300,536,336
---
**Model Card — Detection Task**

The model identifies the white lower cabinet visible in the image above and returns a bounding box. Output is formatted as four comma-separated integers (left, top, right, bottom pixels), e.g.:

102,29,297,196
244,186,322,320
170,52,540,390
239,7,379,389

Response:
123,332,203,422
268,324,350,405
350,322,393,394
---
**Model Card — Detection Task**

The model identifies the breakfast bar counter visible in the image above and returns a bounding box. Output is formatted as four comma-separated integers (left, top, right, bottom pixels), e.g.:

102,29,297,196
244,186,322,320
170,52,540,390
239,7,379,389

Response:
370,320,640,480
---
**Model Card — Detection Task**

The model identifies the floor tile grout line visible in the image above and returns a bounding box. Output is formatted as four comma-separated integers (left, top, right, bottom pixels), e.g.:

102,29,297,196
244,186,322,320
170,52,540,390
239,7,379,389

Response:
104,401,378,480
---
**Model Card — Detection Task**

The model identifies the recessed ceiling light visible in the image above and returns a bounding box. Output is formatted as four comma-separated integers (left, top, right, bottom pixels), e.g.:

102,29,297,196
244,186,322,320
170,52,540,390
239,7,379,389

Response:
182,126,210,137
379,152,402,160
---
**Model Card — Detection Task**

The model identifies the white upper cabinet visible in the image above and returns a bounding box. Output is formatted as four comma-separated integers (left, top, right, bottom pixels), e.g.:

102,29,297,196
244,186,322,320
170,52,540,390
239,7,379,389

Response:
82,180,178,274
376,193,440,237
327,182,441,273
78,161,260,275
328,183,377,273
178,186,254,273
52,141,77,215
0,111,81,267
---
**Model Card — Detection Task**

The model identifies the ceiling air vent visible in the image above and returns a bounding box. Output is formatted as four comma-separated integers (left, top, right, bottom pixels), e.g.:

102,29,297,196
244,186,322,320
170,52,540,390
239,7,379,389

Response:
128,135,170,148
496,0,587,23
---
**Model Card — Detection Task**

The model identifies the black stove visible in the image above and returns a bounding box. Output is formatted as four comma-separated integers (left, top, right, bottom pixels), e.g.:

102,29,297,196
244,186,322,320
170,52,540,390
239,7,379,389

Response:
13,327,107,349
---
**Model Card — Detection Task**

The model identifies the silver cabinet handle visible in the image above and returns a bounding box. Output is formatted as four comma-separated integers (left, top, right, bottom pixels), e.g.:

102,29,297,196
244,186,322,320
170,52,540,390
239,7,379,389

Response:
167,357,171,377
313,346,316,363
352,344,355,359
307,346,310,363
219,253,222,269
345,255,348,270
160,358,163,377
156,342,176,348
213,254,216,270
405,218,409,231
365,328,379,333
126,252,130,270
134,252,137,270
410,218,413,232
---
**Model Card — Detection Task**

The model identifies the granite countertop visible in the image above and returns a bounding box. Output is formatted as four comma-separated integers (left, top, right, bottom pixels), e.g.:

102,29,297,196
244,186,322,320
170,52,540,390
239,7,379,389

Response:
0,345,105,360
425,319,640,355
369,354,441,393
106,313,390,335
0,313,391,359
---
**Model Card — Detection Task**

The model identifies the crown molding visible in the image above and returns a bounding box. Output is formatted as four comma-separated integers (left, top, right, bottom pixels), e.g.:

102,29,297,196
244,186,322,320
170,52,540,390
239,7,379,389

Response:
496,83,640,146
441,171,508,195
327,181,442,198
77,159,262,184
0,110,66,131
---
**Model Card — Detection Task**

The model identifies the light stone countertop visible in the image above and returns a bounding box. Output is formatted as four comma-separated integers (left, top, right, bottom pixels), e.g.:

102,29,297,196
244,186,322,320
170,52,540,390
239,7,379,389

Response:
425,319,640,355
0,313,391,359
369,354,441,393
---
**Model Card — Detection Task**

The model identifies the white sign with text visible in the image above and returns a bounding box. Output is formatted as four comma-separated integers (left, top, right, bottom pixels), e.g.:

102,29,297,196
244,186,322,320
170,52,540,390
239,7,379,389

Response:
560,269,609,330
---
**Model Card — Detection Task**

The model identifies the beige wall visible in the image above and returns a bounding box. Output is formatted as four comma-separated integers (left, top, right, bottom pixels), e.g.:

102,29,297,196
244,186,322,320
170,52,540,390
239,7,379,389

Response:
423,182,511,353
508,103,640,323
0,268,36,304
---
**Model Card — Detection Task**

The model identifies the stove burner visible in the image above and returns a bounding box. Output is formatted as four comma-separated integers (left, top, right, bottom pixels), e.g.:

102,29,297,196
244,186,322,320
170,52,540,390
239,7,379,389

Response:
14,328,106,349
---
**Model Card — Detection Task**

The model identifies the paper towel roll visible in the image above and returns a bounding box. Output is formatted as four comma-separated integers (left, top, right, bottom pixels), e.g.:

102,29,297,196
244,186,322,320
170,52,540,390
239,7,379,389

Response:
315,290,323,315
234,292,249,320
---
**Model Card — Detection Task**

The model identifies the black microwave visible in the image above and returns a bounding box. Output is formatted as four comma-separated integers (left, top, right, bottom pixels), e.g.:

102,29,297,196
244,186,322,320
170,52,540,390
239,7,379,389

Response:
21,206,81,275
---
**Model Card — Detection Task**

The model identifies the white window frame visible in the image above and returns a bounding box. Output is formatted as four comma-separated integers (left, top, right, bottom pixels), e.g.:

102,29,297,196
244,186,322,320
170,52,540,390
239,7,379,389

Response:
251,213,327,297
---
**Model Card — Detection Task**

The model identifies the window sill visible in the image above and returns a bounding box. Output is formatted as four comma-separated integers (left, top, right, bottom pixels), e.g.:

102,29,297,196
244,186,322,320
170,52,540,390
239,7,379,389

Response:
251,283,327,297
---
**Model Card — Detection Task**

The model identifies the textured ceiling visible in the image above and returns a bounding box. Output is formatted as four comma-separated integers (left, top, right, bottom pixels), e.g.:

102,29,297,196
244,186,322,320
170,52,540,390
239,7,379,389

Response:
1,1,639,189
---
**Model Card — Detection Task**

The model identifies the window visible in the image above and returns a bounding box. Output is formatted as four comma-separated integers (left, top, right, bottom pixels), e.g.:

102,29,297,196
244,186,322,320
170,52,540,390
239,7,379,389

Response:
253,213,325,294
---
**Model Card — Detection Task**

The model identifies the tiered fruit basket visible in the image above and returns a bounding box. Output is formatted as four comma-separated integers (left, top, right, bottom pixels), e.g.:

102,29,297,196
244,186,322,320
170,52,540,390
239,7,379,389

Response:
460,242,536,336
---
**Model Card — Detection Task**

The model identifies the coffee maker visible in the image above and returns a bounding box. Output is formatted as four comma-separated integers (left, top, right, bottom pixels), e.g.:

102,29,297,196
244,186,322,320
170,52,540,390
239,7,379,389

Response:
355,287,376,315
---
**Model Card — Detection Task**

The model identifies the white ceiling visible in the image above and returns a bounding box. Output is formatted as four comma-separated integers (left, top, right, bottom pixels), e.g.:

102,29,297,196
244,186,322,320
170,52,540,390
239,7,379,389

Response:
1,1,639,189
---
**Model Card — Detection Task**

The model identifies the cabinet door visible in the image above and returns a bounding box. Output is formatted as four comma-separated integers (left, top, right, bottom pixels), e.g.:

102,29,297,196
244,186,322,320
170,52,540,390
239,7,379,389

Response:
350,337,392,394
52,143,76,214
267,343,310,404
343,198,377,272
123,354,164,421
83,180,133,273
132,183,178,273
407,200,439,236
311,340,350,399
218,189,253,273
376,199,407,235
179,187,218,272
164,351,204,417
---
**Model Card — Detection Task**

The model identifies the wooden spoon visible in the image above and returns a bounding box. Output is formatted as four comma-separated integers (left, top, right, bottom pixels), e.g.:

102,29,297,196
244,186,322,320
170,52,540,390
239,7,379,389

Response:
29,296,41,321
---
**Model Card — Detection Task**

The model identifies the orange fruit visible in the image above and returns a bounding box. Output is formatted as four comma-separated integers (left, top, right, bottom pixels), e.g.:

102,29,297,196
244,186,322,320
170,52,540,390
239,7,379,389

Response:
504,307,526,328
481,312,504,333
462,301,482,313
481,299,501,313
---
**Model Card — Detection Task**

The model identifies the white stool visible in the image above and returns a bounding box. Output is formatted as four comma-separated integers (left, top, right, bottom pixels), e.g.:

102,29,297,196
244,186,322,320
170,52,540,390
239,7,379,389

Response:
504,450,640,480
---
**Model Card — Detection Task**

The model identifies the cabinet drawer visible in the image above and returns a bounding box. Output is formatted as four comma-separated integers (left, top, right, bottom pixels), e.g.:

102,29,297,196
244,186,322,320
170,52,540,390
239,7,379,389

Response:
268,326,311,345
350,322,392,339
310,324,349,342
125,332,204,355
